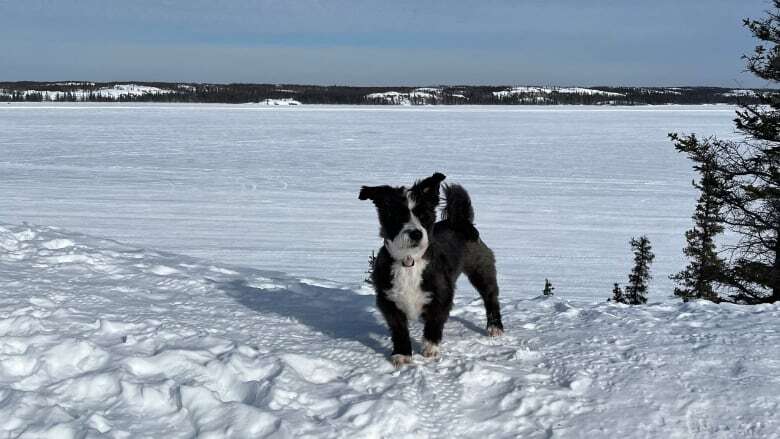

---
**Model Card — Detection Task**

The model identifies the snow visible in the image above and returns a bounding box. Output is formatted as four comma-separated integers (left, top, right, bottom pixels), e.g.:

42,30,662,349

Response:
410,90,436,100
365,88,446,104
493,86,550,96
1,222,778,438
365,91,411,104
255,98,302,106
639,88,683,95
493,86,625,98
50,81,96,86
2,103,779,436
722,89,758,97
92,84,173,99
556,87,624,96
0,84,173,101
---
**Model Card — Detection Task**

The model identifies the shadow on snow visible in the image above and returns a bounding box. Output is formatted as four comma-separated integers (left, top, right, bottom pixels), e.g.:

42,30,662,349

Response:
217,278,390,355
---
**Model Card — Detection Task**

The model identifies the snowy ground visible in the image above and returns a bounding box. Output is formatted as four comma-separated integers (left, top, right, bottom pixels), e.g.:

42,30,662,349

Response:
1,222,779,438
0,103,743,301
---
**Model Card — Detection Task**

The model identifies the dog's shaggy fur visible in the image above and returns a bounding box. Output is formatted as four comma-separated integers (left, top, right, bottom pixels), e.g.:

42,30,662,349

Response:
359,173,504,366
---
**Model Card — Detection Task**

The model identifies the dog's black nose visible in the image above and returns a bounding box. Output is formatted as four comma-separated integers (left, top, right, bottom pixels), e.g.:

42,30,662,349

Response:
407,229,423,241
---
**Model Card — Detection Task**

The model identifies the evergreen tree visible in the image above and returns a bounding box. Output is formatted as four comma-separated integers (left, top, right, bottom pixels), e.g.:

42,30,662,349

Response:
672,2,780,303
542,278,555,296
611,283,625,304
669,145,726,302
624,236,654,305
364,251,376,285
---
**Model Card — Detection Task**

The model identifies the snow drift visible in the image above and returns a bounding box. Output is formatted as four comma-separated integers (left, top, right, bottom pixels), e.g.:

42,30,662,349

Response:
0,222,778,438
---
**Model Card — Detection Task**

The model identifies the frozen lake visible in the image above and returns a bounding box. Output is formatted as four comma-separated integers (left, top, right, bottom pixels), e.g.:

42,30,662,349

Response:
0,103,740,301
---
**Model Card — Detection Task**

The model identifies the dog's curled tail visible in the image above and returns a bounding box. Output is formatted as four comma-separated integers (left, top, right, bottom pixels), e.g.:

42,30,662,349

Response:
442,184,480,241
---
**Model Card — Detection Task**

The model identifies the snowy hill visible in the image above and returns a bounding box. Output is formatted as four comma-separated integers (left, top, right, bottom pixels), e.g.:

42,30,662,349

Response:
365,91,411,105
365,88,467,105
1,222,778,438
721,89,759,97
0,84,173,101
492,86,626,99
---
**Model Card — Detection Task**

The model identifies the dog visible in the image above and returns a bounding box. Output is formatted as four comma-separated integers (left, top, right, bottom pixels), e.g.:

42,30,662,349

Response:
359,172,504,367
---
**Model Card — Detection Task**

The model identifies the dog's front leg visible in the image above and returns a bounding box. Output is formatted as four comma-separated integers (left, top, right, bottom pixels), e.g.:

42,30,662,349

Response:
377,298,412,367
422,303,450,359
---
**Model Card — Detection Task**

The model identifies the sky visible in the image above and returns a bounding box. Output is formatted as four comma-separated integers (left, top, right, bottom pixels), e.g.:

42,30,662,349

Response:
0,0,774,86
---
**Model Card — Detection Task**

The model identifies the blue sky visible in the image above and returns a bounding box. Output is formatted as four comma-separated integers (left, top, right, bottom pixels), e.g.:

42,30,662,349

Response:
0,0,772,86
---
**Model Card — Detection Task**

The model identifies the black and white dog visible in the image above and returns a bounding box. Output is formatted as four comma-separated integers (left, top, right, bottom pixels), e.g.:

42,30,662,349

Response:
359,173,504,367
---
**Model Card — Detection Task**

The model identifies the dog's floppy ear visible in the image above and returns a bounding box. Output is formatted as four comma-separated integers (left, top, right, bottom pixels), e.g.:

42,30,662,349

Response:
411,172,446,204
418,172,446,192
359,185,393,204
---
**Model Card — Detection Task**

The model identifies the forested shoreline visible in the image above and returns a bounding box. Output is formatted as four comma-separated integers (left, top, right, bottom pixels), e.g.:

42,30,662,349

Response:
0,81,771,105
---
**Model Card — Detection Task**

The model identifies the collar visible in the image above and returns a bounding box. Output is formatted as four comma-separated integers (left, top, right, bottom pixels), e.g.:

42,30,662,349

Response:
384,239,419,268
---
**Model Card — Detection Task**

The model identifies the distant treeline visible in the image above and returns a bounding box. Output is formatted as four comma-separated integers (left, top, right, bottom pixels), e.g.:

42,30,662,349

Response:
0,81,771,105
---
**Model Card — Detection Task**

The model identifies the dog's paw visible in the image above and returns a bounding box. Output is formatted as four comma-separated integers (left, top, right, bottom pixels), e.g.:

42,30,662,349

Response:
487,325,504,337
391,354,413,368
422,339,440,359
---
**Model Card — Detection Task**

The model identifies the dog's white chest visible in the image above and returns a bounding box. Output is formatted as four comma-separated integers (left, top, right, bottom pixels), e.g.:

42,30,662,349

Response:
386,259,431,320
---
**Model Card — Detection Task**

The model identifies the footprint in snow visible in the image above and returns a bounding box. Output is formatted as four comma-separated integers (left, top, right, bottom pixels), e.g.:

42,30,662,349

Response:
148,265,180,276
40,239,74,250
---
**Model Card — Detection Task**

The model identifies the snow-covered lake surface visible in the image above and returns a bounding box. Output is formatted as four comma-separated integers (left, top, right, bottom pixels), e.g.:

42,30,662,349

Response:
1,103,739,301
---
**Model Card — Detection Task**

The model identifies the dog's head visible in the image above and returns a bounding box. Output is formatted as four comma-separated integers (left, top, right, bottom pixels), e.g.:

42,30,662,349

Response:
359,172,446,260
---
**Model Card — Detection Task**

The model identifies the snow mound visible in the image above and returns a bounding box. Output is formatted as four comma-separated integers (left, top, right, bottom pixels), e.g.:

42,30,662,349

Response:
255,98,302,106
0,222,778,437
